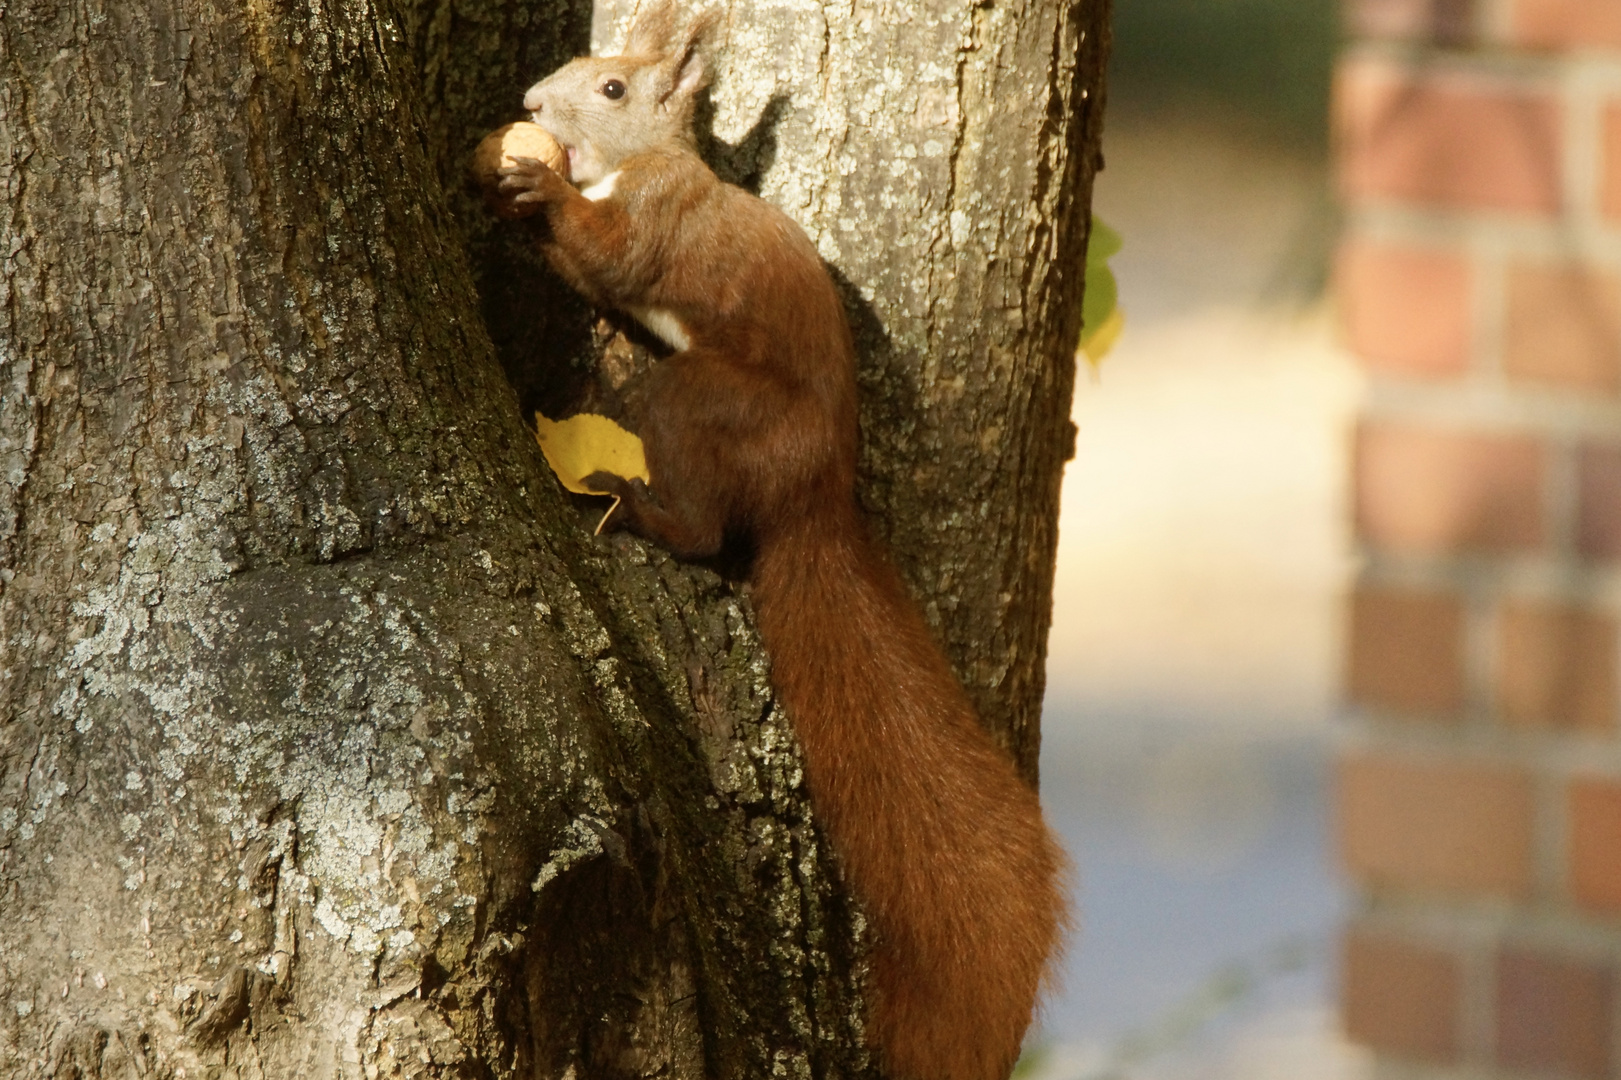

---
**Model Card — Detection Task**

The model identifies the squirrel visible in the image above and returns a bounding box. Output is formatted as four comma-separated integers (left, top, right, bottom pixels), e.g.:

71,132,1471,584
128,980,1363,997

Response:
482,6,1066,1078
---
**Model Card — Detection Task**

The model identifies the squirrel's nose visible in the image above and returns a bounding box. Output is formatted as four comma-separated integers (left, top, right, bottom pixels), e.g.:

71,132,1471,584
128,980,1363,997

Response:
523,86,544,113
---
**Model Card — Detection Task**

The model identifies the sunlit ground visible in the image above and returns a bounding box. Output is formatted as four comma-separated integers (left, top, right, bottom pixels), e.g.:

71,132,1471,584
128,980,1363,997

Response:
1027,112,1369,1079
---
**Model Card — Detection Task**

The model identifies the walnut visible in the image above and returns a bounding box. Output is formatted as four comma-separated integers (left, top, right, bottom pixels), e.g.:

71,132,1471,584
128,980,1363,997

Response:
472,122,569,188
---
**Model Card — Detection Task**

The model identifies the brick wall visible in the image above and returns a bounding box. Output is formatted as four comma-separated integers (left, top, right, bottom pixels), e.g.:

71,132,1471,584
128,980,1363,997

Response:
1338,0,1621,1074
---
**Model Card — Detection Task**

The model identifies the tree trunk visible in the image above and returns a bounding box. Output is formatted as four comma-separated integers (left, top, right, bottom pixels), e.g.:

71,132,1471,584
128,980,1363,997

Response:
0,0,1108,1075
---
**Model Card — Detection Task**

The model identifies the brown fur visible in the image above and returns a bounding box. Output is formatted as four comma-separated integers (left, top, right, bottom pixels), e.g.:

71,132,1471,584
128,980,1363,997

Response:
487,7,1067,1077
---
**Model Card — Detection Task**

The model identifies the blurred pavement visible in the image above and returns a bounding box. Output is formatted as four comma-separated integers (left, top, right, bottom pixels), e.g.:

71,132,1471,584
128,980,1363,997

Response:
1030,114,1368,1079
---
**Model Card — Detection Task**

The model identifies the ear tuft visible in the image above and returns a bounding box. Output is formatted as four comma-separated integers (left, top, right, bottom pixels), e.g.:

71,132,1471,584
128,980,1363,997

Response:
661,10,719,104
622,0,681,57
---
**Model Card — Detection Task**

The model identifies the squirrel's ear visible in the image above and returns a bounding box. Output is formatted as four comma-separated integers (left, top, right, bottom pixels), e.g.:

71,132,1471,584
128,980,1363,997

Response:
658,11,718,105
622,0,680,57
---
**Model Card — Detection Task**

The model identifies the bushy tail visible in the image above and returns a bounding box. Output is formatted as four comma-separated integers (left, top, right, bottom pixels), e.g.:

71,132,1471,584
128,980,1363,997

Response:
752,517,1068,1080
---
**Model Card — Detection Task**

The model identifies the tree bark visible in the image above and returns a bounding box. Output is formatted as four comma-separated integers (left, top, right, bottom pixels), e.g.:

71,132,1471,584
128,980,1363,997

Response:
0,0,1108,1075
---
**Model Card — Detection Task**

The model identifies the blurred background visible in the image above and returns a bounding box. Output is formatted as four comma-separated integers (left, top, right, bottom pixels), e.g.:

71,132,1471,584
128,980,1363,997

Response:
1032,1,1621,1077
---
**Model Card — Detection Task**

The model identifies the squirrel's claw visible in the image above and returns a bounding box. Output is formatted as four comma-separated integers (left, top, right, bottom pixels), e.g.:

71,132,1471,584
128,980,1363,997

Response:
496,157,569,209
497,156,549,177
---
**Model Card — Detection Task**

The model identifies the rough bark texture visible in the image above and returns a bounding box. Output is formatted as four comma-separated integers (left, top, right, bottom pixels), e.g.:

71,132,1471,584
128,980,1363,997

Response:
0,0,1107,1075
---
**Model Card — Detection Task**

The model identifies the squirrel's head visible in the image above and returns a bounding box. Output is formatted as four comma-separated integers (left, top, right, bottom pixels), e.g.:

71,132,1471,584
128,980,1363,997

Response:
522,3,717,186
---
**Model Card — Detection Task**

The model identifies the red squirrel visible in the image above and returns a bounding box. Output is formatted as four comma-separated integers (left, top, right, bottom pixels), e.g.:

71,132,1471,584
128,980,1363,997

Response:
485,6,1066,1077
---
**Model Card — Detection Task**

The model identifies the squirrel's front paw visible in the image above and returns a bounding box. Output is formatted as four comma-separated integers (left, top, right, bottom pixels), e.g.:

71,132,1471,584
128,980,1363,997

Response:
494,157,567,217
581,471,638,502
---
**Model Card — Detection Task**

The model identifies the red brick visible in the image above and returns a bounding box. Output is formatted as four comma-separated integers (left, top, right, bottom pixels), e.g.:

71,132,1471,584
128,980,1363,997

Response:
1348,586,1466,716
1349,0,1474,42
1505,262,1621,393
1356,423,1546,554
1578,442,1621,560
1499,603,1617,732
1496,949,1614,1080
1337,57,1563,215
1569,779,1621,911
1340,754,1535,895
1338,241,1473,376
1343,929,1462,1062
1602,107,1621,222
1512,0,1621,50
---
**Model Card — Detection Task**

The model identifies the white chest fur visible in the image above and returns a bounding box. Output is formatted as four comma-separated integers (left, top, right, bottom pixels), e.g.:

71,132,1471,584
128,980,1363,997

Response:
630,306,692,352
579,171,620,202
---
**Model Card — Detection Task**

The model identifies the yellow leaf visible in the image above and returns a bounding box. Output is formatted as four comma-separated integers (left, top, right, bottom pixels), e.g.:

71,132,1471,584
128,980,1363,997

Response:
534,412,651,495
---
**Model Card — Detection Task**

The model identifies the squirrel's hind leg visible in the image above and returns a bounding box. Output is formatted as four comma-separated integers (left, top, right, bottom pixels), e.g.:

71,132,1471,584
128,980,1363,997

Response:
593,348,782,557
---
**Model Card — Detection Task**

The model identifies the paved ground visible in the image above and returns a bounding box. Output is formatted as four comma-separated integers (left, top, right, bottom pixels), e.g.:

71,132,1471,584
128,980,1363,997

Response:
1027,112,1370,1079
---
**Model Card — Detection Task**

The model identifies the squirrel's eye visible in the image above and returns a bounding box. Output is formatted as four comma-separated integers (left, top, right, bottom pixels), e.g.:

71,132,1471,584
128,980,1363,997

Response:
601,79,626,100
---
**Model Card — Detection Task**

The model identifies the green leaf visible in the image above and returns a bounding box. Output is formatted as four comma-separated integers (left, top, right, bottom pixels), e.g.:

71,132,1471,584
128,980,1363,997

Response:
1080,216,1124,367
